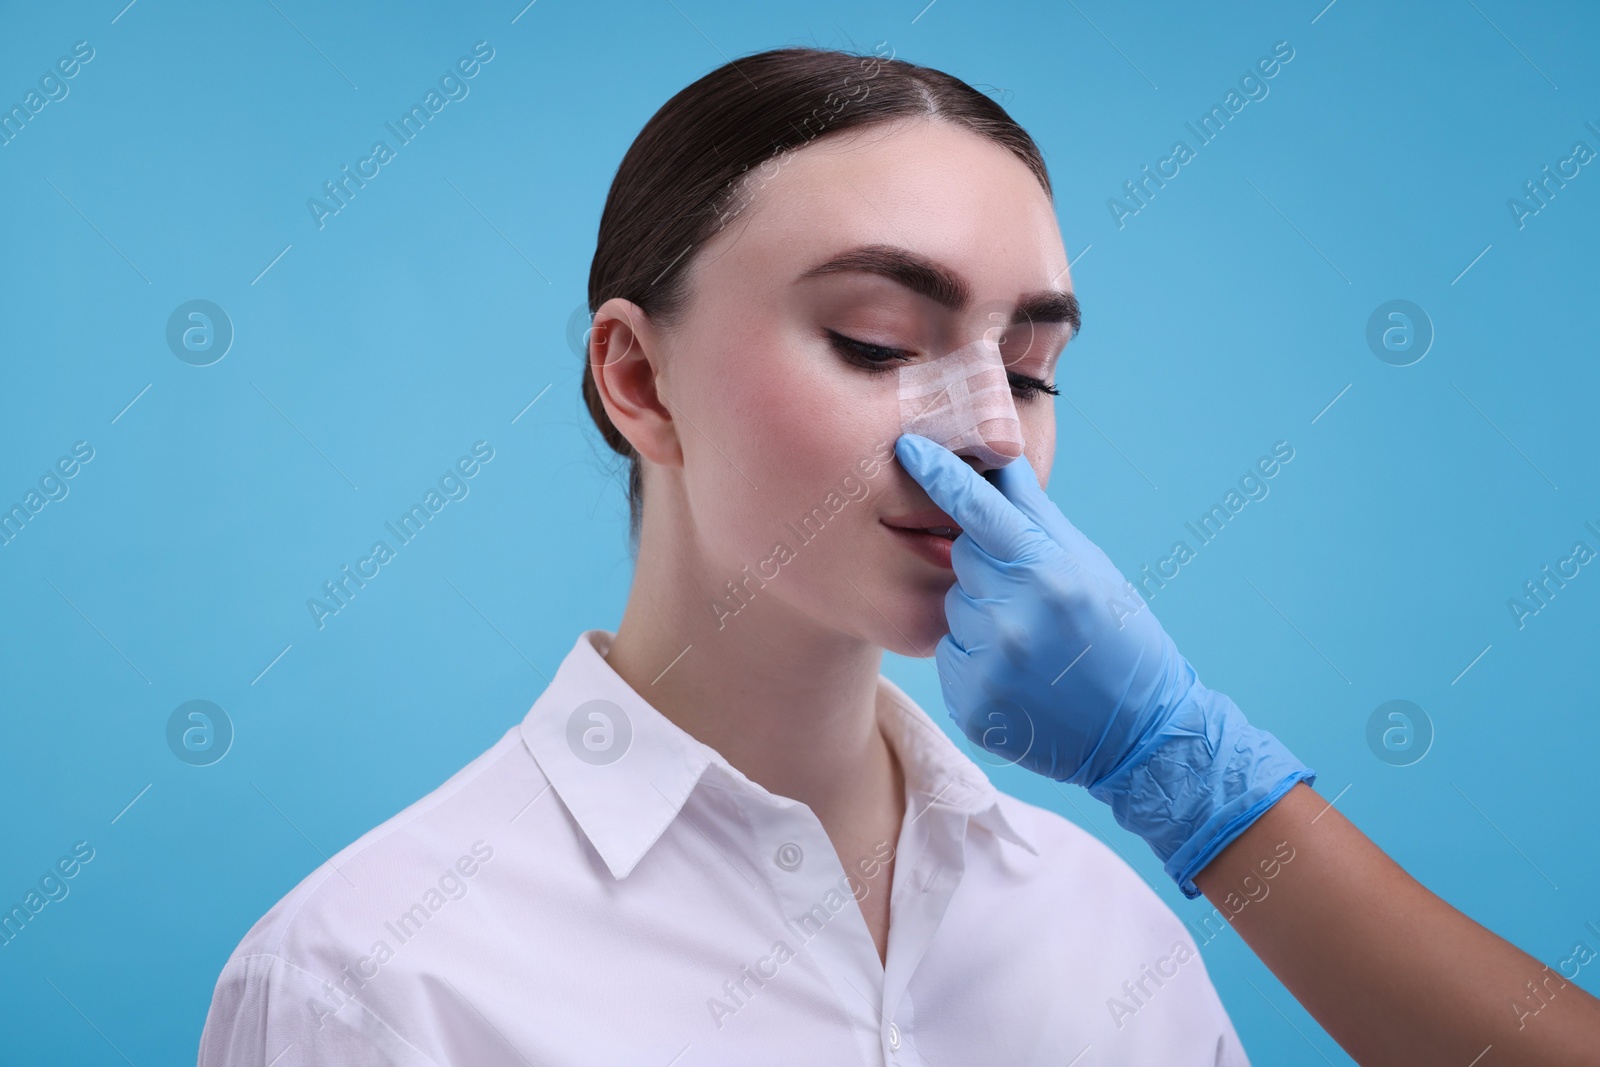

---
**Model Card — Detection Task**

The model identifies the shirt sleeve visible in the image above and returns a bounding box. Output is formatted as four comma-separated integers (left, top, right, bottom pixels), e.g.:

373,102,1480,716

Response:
197,952,442,1067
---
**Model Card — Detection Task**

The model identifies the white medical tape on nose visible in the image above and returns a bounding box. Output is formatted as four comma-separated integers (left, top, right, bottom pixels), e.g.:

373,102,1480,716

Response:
897,337,1024,469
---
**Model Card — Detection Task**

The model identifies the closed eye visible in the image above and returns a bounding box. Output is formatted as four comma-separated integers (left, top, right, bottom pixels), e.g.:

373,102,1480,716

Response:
825,329,1059,399
825,329,912,370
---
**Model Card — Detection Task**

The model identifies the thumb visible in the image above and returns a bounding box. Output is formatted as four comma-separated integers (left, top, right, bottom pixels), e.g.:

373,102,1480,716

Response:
988,451,1075,549
989,453,1095,557
990,452,1126,581
894,434,1049,563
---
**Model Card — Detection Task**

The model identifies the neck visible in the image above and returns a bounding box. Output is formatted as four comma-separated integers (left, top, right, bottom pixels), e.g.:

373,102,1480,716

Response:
603,492,898,829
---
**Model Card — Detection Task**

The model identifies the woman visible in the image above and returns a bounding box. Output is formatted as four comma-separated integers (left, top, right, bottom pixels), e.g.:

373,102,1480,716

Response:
198,45,1597,1066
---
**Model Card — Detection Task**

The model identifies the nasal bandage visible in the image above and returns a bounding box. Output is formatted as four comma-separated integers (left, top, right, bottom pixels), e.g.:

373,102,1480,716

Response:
897,337,1024,469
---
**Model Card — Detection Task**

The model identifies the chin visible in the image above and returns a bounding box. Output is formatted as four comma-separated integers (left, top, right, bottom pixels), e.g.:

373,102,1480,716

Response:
867,597,949,659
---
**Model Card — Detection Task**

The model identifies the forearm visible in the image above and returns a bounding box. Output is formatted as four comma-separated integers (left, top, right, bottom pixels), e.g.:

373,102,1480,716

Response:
1192,782,1600,1066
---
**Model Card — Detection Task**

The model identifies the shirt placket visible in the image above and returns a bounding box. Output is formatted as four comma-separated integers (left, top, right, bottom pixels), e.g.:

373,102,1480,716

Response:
732,783,973,1067
878,794,971,1067
735,791,893,1066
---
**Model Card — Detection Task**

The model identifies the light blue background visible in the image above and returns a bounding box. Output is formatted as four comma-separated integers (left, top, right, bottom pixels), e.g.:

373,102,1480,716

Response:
3,0,1597,1063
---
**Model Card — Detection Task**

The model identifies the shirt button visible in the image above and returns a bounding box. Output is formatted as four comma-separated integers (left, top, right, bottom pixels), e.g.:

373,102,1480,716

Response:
774,842,803,870
888,1022,901,1050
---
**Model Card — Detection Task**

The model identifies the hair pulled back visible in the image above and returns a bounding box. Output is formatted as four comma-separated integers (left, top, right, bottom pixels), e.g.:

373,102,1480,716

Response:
584,45,1051,546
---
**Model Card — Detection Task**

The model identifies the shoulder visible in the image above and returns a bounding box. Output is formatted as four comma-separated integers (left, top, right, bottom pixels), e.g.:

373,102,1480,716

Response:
998,789,1163,885
199,724,549,1064
983,788,1204,947
235,724,536,958
955,791,1252,1065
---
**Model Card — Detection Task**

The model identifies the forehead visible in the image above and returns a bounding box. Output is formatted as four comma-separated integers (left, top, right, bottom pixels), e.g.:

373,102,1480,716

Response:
696,118,1068,303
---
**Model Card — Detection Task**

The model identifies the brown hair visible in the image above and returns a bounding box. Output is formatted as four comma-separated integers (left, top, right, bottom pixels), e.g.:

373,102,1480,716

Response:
583,45,1052,547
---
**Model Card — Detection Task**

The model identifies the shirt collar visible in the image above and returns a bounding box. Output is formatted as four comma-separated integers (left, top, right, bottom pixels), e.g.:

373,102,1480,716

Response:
874,672,1039,858
520,630,1037,880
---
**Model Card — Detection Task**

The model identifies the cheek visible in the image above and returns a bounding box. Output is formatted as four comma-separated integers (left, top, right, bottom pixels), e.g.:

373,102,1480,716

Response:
1021,403,1056,486
708,342,899,547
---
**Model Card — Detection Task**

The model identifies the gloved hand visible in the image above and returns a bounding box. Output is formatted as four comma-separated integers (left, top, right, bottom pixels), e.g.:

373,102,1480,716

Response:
893,432,1315,898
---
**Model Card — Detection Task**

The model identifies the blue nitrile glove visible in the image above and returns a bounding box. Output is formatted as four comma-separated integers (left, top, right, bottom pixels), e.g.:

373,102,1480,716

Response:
893,433,1315,898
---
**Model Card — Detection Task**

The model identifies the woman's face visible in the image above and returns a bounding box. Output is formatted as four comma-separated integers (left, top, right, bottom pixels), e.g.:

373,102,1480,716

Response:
631,117,1076,657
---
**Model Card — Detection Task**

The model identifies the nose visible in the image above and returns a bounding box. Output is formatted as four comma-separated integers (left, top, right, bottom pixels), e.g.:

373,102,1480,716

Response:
897,338,1026,473
947,358,1023,473
959,441,1023,474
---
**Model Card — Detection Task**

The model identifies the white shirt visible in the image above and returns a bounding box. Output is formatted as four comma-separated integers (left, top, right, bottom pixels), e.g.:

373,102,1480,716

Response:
200,629,1249,1066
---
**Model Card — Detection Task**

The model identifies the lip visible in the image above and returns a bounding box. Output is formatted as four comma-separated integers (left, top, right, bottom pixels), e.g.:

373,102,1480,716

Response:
881,507,963,538
881,517,958,570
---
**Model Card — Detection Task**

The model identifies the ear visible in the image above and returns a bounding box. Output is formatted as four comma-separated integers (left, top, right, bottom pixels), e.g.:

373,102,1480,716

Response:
588,297,682,468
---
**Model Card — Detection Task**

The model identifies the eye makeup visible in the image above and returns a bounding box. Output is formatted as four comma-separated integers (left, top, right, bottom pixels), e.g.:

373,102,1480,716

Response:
824,329,1059,399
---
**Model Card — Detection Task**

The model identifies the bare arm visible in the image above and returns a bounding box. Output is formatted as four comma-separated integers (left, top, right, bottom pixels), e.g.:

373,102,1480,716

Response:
1192,782,1600,1066
888,438,1600,1061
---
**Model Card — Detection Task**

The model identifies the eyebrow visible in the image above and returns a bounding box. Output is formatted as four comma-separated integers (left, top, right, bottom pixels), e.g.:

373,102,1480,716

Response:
797,243,1081,338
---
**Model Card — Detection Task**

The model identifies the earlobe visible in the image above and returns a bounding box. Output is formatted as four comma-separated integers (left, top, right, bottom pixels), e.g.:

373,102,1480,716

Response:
589,298,683,467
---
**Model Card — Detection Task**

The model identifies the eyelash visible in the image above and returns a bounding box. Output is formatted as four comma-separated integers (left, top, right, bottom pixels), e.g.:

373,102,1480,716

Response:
825,329,1061,400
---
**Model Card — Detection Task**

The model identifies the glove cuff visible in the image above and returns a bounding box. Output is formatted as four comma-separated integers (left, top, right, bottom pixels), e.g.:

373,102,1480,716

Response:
1166,760,1315,899
1088,684,1315,899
